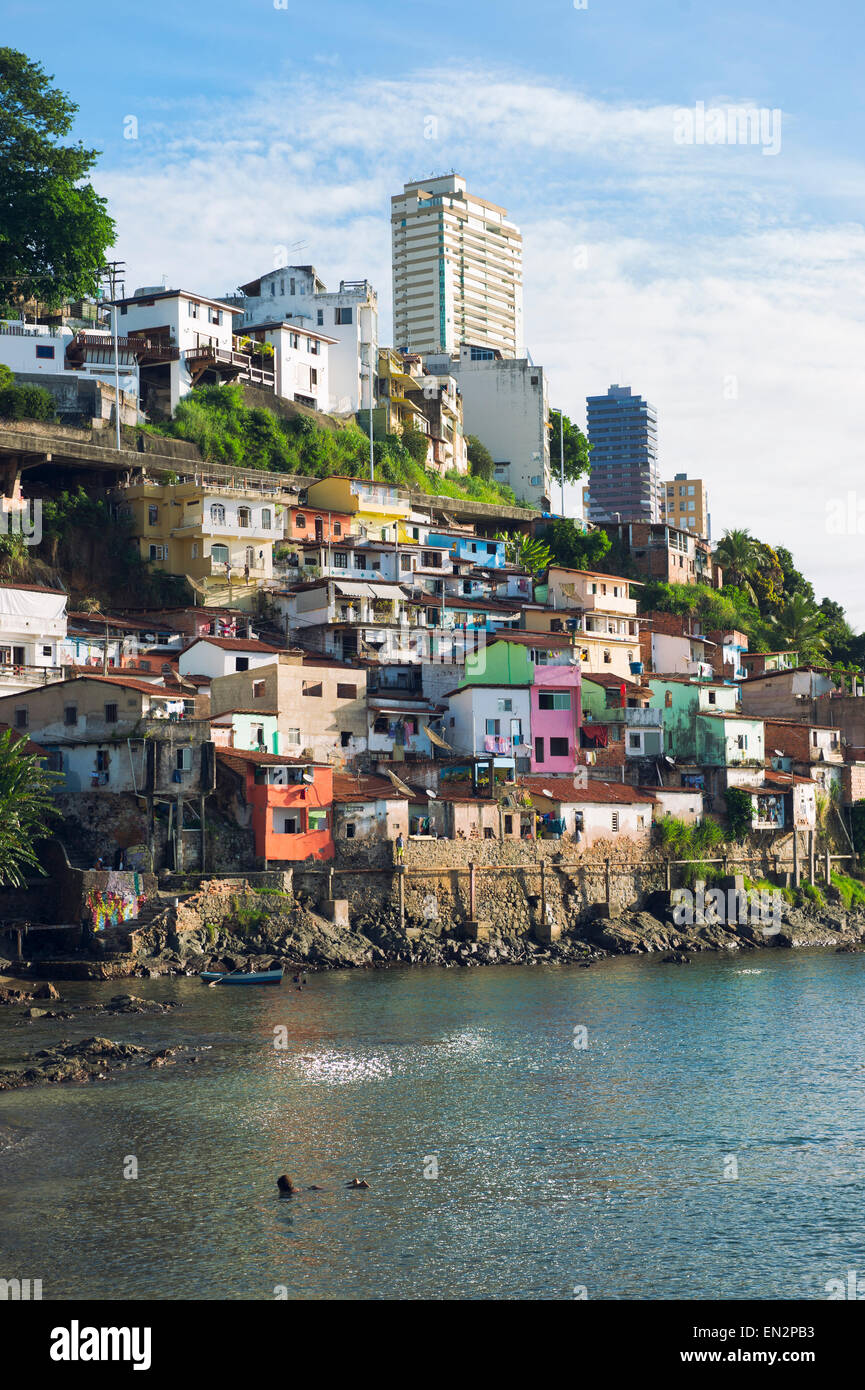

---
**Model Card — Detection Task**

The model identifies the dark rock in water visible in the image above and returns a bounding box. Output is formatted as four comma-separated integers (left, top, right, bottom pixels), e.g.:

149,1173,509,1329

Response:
0,1035,158,1091
662,952,691,965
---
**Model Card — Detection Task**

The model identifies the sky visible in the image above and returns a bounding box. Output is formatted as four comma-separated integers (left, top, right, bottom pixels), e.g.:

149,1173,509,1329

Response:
6,0,865,621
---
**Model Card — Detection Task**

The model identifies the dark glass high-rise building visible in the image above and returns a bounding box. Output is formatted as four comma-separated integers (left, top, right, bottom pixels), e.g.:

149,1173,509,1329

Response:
585,384,662,523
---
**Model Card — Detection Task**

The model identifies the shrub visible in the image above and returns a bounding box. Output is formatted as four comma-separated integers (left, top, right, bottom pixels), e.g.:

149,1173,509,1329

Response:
725,788,753,841
829,869,865,910
798,881,824,908
0,382,55,421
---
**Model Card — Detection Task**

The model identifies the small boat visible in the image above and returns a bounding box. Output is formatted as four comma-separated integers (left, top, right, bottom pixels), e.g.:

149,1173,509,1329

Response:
200,968,284,987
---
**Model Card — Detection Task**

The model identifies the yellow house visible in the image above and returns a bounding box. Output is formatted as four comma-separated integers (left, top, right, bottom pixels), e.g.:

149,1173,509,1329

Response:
524,567,643,681
112,480,280,587
301,476,430,544
373,348,431,448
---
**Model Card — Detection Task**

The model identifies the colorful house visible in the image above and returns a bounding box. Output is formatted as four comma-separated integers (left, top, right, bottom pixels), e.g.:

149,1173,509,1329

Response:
581,673,662,761
530,665,581,773
216,748,334,864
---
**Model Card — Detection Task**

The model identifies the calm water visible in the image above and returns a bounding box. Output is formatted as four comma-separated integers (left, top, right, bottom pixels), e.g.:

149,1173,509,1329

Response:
1,950,864,1300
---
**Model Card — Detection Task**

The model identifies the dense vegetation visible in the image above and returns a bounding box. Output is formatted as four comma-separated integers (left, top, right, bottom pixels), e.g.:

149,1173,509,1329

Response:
0,728,59,886
147,384,528,509
638,527,863,669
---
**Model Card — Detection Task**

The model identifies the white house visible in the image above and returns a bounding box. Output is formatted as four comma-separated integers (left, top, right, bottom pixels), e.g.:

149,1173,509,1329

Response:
237,266,379,414
425,344,550,508
0,582,67,695
444,682,532,775
177,636,286,681
114,287,246,416
242,320,336,413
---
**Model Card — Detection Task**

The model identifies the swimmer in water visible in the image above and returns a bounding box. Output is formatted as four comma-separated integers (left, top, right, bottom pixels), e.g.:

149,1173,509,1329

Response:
346,1177,370,1189
277,1174,299,1197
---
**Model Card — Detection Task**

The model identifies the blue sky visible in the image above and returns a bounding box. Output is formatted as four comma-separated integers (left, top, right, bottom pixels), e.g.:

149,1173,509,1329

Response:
6,0,865,621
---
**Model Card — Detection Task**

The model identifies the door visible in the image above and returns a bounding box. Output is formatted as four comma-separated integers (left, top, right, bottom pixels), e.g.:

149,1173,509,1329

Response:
13,646,25,666
314,517,324,542
534,736,544,764
510,717,522,747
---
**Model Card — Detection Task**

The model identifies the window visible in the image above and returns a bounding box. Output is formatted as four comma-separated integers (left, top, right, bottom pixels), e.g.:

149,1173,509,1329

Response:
245,546,254,569
35,344,55,359
308,809,327,832
534,736,544,762
611,812,620,832
316,310,324,326
340,731,351,748
13,706,27,729
104,703,118,724
252,680,266,699
335,307,353,325
334,551,348,568
603,650,611,664
235,657,249,672
708,690,716,704
278,813,300,834
549,737,569,757
191,543,199,559
538,691,571,710
210,504,226,525
211,543,229,565
149,544,166,561
497,698,513,712
237,507,251,528
400,554,412,570
303,681,322,697
207,307,223,325
176,747,192,771
286,727,300,743
333,522,342,537
485,719,500,736
337,683,357,699
96,750,109,772
665,690,673,708
148,504,158,525
295,514,306,528
188,300,199,318
261,509,272,529
628,732,641,750
345,822,356,838
504,814,513,834
42,646,51,658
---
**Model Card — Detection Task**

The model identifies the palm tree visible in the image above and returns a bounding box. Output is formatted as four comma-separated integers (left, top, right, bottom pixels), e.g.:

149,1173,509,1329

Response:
494,531,552,577
0,729,59,887
766,593,829,663
714,528,759,599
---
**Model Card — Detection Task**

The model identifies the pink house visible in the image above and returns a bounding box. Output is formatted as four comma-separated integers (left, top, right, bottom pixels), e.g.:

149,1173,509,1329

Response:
530,665,581,774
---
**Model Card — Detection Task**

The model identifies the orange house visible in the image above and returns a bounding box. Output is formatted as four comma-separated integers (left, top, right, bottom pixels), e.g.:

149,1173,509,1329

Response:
285,506,352,545
216,748,334,864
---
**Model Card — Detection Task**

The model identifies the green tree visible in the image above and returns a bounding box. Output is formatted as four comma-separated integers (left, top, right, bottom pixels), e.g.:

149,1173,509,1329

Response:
538,518,612,571
775,546,815,606
0,48,116,310
495,530,553,576
766,594,829,663
401,426,429,465
750,541,784,611
549,410,591,484
0,728,59,886
466,434,495,481
714,528,760,600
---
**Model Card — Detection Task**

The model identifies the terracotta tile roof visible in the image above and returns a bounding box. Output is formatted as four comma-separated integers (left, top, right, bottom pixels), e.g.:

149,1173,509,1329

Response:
0,581,66,595
216,747,321,770
210,707,278,718
0,722,47,757
517,777,657,805
487,631,573,649
183,636,285,654
332,773,409,802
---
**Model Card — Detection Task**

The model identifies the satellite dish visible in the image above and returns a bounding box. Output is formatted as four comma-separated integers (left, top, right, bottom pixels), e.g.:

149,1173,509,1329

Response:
542,788,553,798
302,771,315,784
425,789,437,799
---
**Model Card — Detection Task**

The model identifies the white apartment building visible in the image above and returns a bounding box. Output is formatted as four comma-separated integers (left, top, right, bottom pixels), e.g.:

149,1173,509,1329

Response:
426,345,550,508
237,266,378,414
0,582,67,696
391,175,523,358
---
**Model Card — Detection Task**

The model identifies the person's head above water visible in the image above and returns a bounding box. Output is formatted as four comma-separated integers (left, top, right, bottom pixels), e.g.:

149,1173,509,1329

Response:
277,1174,299,1195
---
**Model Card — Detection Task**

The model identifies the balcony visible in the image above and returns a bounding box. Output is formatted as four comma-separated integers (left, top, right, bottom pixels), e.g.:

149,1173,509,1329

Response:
184,346,275,389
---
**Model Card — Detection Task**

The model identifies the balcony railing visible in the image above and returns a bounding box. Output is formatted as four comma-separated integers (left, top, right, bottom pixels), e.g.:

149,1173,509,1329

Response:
184,346,275,388
602,707,663,726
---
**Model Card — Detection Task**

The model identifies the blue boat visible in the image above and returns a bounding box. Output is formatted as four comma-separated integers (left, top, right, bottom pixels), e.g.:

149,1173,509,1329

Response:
200,968,284,986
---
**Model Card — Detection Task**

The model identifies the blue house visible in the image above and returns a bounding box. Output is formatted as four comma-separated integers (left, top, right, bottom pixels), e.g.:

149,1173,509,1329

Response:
425,532,507,570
